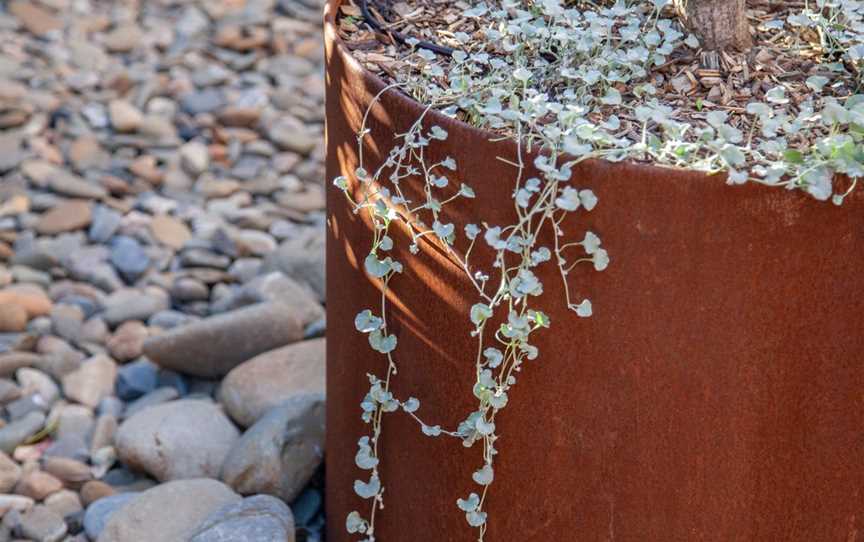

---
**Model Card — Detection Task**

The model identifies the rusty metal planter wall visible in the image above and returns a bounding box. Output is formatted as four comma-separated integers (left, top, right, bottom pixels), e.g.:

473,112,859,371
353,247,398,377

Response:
324,2,864,540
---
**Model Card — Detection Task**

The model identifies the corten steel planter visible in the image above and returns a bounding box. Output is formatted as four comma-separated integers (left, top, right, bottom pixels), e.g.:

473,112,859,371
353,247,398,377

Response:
325,2,864,540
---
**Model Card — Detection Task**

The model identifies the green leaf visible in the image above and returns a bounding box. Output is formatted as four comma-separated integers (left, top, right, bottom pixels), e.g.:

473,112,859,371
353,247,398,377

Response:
783,149,805,164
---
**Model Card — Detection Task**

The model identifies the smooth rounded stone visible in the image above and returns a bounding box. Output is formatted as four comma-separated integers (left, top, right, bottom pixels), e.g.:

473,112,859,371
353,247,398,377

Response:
261,229,324,302
235,230,277,257
266,116,317,154
15,470,63,501
61,355,117,408
97,397,124,418
107,100,142,133
180,141,210,175
143,302,304,379
47,171,107,200
80,317,109,345
43,434,89,462
0,451,21,493
10,238,57,273
227,258,262,283
54,404,94,440
63,255,122,293
189,495,295,542
80,481,114,507
102,289,169,327
105,321,147,362
115,399,239,481
8,0,62,36
42,457,91,485
109,237,149,284
18,504,67,542
221,392,324,502
179,248,231,269
6,393,51,420
0,377,21,403
50,304,84,343
131,157,163,185
43,489,82,518
0,353,42,377
81,103,108,129
103,24,142,53
0,304,27,332
147,310,197,329
55,294,100,320
17,368,58,405
98,479,240,542
11,265,51,287
169,277,209,302
0,494,34,515
180,89,226,116
212,272,323,327
122,386,178,419
149,215,191,250
115,359,158,401
6,394,49,420
90,414,117,454
68,136,109,173
83,492,138,540
218,338,324,428
88,206,122,244
139,115,178,141
35,350,83,381
0,411,45,453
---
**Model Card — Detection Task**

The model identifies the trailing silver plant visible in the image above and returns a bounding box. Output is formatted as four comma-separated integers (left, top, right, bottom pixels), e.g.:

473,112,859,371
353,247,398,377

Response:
336,84,607,540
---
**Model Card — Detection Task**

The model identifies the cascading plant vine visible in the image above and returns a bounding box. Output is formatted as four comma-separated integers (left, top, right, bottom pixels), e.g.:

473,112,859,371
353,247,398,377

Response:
334,0,864,540
336,84,607,540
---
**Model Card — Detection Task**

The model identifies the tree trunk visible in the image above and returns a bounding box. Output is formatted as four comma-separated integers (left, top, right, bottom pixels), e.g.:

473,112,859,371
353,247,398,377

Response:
681,0,751,51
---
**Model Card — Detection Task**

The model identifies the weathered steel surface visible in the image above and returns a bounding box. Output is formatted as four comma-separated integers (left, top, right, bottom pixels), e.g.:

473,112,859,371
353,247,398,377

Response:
325,1,864,540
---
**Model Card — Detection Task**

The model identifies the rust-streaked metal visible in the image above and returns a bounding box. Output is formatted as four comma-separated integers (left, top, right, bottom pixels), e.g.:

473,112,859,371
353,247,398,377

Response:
325,1,864,539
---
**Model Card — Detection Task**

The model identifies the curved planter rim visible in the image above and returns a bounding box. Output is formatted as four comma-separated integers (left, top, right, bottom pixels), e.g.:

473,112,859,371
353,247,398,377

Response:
324,0,854,189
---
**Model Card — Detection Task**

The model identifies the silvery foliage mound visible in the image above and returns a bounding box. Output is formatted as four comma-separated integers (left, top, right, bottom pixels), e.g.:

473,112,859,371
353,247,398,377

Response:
403,0,864,201
336,1,863,540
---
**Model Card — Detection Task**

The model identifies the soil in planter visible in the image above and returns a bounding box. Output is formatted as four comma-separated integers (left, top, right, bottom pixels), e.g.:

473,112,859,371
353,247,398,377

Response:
336,0,864,198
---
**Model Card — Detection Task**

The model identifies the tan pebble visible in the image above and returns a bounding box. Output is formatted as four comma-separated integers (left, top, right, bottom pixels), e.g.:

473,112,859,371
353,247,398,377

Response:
15,470,63,501
0,304,27,332
79,480,114,506
42,457,92,485
0,284,52,318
